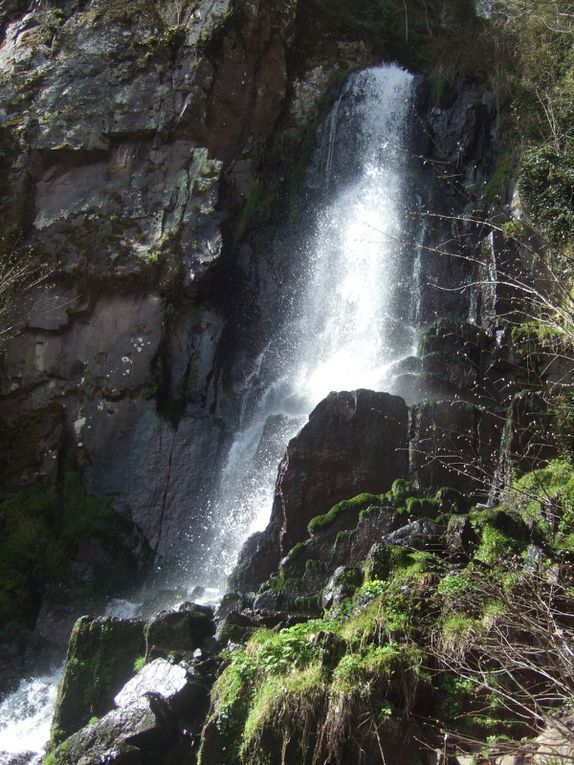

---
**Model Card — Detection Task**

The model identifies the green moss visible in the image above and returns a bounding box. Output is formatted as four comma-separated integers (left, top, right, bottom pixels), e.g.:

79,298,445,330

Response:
50,616,145,747
265,568,301,593
205,593,430,764
427,69,450,105
305,558,328,574
292,594,321,614
437,570,476,600
307,493,380,534
332,528,353,555
284,542,306,563
133,655,146,673
473,522,526,565
505,459,574,548
240,663,327,761
405,496,438,518
389,479,414,503
484,150,516,203
0,474,134,641
207,650,258,764
434,487,467,513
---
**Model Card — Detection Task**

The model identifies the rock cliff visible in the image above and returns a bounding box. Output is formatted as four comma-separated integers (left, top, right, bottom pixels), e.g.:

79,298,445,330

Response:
2,2,574,764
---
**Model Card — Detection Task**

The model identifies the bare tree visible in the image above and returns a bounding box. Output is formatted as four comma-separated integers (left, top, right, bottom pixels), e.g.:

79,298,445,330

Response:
429,566,574,763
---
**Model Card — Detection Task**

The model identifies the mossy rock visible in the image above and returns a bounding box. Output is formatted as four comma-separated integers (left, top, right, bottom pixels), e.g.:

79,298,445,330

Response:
434,487,468,514
363,543,393,581
405,496,439,519
49,616,145,748
471,509,531,565
307,493,381,535
389,479,414,503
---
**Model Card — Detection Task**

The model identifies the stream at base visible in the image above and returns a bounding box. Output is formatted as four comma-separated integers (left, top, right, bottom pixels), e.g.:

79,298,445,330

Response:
0,671,60,764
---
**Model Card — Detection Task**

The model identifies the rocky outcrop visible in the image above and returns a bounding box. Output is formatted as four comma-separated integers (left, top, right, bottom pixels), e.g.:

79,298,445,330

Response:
50,656,213,765
232,389,409,593
48,603,217,762
0,0,301,560
275,390,409,553
409,399,502,498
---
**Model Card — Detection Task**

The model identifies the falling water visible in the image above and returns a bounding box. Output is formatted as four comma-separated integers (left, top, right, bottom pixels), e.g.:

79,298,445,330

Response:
195,64,418,590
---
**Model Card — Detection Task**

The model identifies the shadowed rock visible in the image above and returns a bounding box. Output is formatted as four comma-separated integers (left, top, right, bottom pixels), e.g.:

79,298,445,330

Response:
231,389,408,594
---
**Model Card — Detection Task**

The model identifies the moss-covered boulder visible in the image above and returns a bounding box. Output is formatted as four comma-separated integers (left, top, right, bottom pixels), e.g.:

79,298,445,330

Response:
50,616,145,747
236,390,409,593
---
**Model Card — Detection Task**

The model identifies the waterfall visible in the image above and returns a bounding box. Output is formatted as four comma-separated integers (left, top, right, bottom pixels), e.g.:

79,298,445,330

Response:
194,64,417,591
0,63,419,761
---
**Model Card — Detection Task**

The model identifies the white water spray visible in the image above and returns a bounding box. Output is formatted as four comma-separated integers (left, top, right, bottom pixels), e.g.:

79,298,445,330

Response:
0,670,60,763
197,64,417,589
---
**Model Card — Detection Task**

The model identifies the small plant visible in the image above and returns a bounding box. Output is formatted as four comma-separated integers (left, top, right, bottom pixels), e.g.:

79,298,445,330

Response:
133,655,146,673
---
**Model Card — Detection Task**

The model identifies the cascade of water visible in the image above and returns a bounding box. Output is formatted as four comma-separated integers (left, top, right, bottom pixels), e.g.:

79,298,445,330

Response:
0,670,61,763
194,64,417,591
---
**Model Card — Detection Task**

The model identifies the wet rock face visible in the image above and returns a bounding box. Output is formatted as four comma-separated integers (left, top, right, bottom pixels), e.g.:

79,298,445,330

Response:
233,390,409,592
410,76,499,327
0,0,299,554
409,400,502,499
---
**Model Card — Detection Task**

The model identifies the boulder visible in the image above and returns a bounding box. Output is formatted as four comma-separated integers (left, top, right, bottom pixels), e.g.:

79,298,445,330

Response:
144,604,215,658
51,695,172,765
382,519,443,551
235,390,409,593
114,659,189,709
276,390,408,554
50,616,146,746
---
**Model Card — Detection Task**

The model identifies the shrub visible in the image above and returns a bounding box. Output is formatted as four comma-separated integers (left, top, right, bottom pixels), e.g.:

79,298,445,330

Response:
519,146,574,244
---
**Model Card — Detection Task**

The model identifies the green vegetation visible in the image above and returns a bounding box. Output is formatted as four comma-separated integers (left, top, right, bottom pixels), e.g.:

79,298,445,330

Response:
519,146,574,244
405,496,438,517
307,492,380,534
506,459,574,549
203,457,574,763
0,473,135,640
205,595,427,764
133,655,146,673
491,2,574,246
484,149,516,202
